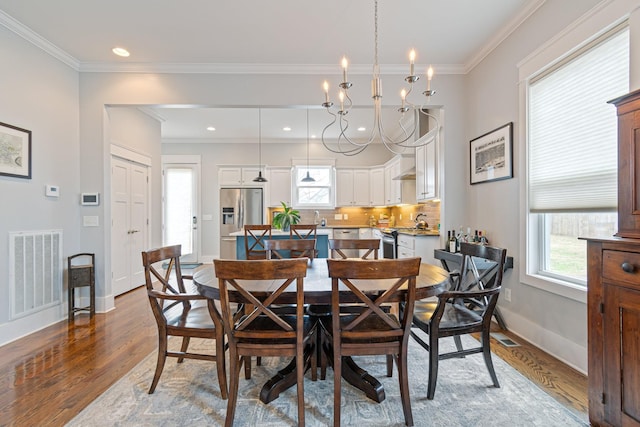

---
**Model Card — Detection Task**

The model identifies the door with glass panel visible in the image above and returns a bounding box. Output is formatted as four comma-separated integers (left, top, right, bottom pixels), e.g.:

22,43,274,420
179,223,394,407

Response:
162,161,200,263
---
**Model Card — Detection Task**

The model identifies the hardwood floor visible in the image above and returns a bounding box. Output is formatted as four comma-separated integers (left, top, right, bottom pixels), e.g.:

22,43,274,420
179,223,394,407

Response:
0,286,588,426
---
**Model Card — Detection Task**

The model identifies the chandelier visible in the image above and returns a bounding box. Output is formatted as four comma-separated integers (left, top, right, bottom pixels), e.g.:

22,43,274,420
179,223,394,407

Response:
320,0,438,156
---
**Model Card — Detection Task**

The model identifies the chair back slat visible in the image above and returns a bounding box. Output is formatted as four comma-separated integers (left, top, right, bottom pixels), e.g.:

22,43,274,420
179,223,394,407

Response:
329,238,380,259
265,238,315,260
290,224,317,240
244,225,272,259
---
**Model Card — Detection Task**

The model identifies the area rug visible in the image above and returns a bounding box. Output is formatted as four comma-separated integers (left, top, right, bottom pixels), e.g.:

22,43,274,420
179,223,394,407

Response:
68,333,588,426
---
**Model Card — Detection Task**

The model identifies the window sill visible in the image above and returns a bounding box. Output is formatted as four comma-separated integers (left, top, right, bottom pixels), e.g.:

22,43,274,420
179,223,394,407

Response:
521,273,587,304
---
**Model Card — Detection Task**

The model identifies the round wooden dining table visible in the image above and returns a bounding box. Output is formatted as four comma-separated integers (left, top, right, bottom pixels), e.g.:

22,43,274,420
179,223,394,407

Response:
193,259,449,404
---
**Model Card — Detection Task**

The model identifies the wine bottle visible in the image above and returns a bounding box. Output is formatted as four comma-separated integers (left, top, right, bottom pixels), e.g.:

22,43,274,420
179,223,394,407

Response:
448,230,457,252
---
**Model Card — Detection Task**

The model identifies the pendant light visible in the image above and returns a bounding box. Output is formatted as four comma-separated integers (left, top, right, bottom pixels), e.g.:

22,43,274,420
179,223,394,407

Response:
253,108,267,182
301,109,316,182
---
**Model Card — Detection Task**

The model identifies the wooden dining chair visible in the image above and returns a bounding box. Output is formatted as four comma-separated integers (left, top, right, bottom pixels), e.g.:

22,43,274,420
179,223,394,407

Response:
409,242,507,399
214,258,316,427
290,224,319,258
244,224,271,260
325,257,421,427
141,245,228,398
265,238,316,261
329,238,380,259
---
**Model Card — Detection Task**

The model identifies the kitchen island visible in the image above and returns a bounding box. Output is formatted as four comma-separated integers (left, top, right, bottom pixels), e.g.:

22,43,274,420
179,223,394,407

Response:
230,228,332,259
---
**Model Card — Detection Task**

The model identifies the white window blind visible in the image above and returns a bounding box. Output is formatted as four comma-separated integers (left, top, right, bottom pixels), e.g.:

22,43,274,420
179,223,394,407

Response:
528,27,628,213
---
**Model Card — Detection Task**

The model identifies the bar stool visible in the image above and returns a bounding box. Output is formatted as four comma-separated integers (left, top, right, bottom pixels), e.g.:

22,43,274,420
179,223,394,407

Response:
68,253,95,321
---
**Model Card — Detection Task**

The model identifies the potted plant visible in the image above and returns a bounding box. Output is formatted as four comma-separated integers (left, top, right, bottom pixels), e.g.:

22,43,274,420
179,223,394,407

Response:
272,201,300,231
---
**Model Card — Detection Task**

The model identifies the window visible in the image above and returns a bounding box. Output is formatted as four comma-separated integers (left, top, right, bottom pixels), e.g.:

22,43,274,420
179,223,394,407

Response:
526,26,628,287
292,165,334,208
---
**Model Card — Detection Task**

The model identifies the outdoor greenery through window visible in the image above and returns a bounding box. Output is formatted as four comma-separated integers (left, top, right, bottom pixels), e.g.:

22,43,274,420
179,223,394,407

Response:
527,26,628,286
293,166,334,208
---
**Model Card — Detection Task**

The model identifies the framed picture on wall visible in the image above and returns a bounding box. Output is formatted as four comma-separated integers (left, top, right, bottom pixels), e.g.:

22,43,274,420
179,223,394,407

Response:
0,121,32,179
470,122,513,185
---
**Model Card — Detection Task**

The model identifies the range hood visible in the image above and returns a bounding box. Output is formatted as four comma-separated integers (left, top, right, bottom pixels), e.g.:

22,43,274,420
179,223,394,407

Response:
392,167,416,180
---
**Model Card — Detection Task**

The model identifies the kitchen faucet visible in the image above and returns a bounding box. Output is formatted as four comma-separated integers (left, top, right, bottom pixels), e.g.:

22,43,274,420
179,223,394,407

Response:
314,210,320,224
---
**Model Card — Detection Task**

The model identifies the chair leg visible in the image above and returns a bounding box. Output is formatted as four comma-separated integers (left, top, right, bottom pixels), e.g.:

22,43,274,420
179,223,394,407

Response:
244,356,252,379
427,332,439,400
386,355,394,377
297,343,306,426
216,332,228,399
149,334,168,394
397,350,414,426
333,334,342,427
320,327,328,380
453,335,464,353
225,349,241,427
481,330,500,388
178,336,190,363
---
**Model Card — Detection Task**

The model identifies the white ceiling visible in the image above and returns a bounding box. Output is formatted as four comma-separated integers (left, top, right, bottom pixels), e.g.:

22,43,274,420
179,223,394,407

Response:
0,0,540,142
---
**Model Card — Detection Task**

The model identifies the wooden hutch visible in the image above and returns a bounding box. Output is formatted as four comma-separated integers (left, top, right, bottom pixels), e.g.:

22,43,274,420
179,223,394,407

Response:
585,88,640,426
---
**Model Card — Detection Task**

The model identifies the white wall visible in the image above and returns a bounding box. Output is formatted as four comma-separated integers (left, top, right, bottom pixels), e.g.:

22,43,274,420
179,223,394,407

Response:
464,0,640,373
0,25,80,344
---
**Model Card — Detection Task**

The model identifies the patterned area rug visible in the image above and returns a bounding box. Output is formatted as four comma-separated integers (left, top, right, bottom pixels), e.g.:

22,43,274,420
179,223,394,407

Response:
68,333,588,426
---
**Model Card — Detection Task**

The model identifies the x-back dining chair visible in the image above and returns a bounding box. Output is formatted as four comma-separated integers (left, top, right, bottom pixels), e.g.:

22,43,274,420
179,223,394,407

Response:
141,245,228,398
290,224,319,259
325,257,422,427
265,238,316,261
214,258,315,427
244,224,271,260
409,242,507,399
329,238,380,259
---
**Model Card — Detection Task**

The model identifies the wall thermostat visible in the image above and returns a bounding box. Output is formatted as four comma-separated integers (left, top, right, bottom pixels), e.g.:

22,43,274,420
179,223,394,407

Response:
81,192,100,206
45,185,60,197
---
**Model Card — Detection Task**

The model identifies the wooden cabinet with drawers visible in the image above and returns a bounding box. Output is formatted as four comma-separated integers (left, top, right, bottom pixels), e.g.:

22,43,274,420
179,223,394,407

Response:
586,89,640,426
586,238,640,426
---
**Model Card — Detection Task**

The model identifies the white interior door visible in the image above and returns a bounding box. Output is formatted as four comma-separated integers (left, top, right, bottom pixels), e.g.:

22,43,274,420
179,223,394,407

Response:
111,156,149,296
162,159,200,263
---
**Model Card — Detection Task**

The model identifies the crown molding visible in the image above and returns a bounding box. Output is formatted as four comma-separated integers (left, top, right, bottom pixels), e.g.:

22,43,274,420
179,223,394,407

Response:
0,9,80,70
464,0,546,73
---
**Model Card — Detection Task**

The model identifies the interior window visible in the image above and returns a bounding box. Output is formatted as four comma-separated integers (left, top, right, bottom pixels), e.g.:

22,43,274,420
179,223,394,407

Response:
526,26,628,287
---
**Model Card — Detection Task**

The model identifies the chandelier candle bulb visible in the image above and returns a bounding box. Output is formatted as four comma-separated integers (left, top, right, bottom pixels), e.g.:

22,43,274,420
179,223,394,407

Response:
427,66,434,91
409,49,415,76
339,91,345,111
323,81,330,103
341,56,348,83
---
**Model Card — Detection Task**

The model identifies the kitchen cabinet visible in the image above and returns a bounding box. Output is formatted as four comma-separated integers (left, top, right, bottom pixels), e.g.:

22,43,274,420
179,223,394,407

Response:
266,167,292,207
397,234,415,259
415,134,437,201
218,166,262,187
336,168,370,206
369,167,385,206
384,155,416,206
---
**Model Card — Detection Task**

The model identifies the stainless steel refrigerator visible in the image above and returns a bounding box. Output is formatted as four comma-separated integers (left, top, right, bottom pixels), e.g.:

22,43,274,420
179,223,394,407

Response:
219,188,264,259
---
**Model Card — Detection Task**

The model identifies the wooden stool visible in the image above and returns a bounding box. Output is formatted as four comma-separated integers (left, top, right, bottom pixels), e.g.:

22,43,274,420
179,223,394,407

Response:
68,253,95,321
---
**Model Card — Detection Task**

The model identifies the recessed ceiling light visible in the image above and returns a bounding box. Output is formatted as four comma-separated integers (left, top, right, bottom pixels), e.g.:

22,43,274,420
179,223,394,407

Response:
283,127,292,132
311,134,317,139
357,127,366,132
206,126,216,131
112,47,130,57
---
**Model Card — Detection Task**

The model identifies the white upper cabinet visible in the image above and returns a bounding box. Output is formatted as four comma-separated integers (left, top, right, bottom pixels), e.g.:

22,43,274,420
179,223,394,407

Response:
218,166,263,187
336,168,370,206
384,155,416,206
369,167,385,206
415,137,437,201
266,167,292,206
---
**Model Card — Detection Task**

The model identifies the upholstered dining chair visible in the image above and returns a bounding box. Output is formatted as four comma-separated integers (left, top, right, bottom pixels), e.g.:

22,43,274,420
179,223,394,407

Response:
409,242,507,399
214,258,315,427
329,238,380,259
265,238,316,261
290,224,319,258
325,257,421,427
244,224,272,260
141,245,227,398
